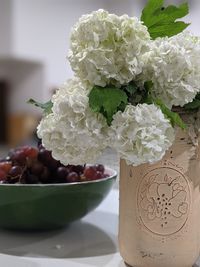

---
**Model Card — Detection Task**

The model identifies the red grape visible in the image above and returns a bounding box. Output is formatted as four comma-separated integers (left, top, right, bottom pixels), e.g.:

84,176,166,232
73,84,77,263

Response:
24,147,38,159
38,148,51,163
48,160,60,171
94,171,103,180
38,149,60,170
0,162,12,174
83,166,97,180
26,157,35,168
8,166,23,178
0,145,108,184
56,167,69,180
31,161,44,175
95,164,105,173
10,150,26,165
70,165,85,175
66,172,79,183
26,174,39,184
0,169,6,181
39,167,50,183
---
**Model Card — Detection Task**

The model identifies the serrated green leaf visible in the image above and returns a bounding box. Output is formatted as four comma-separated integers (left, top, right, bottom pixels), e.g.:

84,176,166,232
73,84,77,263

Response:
141,0,190,39
89,86,128,126
147,3,189,28
150,21,190,39
158,3,188,20
141,0,164,24
155,99,186,129
27,98,53,115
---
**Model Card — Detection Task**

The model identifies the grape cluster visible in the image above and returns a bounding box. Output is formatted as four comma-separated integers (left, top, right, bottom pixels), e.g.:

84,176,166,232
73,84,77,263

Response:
0,144,108,184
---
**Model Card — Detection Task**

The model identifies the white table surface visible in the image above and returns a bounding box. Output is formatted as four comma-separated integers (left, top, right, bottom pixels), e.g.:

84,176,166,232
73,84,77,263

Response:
0,189,199,267
0,189,124,267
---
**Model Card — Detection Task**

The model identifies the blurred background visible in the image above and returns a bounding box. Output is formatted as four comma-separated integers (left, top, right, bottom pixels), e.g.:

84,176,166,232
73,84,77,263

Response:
0,0,199,149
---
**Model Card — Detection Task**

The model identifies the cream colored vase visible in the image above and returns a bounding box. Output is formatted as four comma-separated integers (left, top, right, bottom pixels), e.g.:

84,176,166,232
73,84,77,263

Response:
119,123,200,267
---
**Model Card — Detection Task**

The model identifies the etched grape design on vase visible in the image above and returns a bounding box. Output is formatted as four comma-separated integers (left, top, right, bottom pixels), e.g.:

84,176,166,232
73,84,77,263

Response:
137,161,190,237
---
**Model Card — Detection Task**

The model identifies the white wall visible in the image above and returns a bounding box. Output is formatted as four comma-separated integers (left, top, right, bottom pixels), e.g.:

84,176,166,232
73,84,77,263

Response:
185,0,200,35
12,0,109,100
105,0,142,16
0,0,13,56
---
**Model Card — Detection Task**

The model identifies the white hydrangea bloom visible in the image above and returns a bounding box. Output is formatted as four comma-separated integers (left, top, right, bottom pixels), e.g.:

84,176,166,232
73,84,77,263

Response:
142,32,200,108
109,104,175,166
68,9,150,87
37,79,109,165
52,78,90,122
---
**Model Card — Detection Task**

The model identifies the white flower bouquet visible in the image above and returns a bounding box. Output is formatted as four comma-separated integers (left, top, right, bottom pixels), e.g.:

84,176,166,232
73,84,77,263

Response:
30,0,200,167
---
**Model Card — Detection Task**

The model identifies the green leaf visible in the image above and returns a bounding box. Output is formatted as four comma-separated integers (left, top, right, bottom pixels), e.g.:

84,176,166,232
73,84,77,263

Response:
141,0,190,39
196,93,200,100
184,99,200,110
184,93,200,110
149,21,190,39
141,0,164,24
154,99,186,129
123,81,138,95
143,81,154,104
144,81,153,92
89,86,128,126
121,81,151,106
27,98,53,115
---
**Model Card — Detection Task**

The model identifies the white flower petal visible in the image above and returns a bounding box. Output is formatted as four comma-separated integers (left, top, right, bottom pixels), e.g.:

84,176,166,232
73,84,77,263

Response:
37,78,109,165
68,9,150,87
141,32,200,108
109,104,175,166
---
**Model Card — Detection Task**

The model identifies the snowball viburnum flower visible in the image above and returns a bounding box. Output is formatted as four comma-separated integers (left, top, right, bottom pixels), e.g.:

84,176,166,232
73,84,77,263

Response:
142,32,200,108
52,78,90,122
109,104,175,166
37,79,109,165
68,9,150,87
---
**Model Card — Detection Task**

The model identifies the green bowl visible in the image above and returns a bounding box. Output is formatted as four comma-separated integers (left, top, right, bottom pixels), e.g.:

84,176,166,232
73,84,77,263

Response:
0,167,117,230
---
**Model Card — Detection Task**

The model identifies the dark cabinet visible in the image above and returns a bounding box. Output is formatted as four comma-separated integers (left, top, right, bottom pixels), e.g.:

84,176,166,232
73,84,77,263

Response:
0,81,8,143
